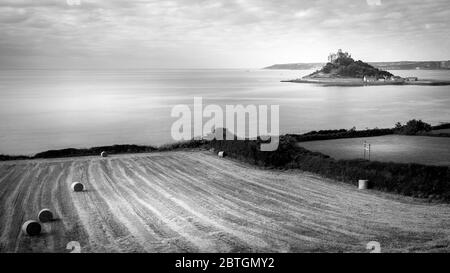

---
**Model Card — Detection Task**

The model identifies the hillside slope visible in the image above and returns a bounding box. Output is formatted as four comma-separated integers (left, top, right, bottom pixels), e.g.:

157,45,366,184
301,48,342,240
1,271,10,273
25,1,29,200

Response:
306,54,393,79
1,151,450,252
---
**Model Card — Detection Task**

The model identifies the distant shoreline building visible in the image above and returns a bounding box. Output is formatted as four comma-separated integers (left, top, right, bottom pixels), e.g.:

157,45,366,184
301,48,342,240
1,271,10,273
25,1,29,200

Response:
363,76,377,82
328,49,351,63
404,77,418,81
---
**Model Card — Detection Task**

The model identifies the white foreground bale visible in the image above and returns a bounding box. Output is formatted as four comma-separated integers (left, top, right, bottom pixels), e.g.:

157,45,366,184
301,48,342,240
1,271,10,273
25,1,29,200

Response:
218,151,225,157
358,180,369,190
22,220,41,236
71,182,84,192
38,209,53,222
101,151,108,157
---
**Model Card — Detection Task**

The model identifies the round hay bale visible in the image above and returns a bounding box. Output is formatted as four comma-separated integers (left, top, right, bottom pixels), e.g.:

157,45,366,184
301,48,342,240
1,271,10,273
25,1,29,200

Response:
218,151,225,157
22,220,41,236
100,151,108,157
38,209,53,222
358,179,369,190
71,182,84,192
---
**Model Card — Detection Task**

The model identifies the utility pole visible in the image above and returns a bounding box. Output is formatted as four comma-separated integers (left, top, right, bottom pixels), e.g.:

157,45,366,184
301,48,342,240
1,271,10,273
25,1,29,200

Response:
364,141,371,160
363,141,366,160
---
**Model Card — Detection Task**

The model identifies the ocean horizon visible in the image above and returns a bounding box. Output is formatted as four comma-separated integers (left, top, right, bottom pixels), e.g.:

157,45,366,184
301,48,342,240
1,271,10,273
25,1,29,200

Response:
1,68,449,155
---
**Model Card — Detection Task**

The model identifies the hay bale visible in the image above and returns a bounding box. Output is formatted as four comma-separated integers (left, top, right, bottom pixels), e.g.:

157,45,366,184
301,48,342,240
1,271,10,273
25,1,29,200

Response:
358,179,369,190
22,220,41,236
38,209,53,222
100,151,108,157
71,182,84,192
218,151,225,158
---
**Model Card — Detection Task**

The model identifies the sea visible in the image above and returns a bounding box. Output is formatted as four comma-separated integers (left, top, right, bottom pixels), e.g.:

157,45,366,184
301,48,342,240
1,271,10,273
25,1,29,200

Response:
0,68,449,155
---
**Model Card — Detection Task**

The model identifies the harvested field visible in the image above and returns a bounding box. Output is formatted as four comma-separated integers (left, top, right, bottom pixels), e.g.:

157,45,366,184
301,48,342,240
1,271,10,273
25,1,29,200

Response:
0,151,449,253
298,135,450,166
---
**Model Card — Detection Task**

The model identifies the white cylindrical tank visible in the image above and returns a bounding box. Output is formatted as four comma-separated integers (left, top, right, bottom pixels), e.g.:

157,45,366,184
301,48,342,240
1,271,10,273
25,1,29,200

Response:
358,180,369,190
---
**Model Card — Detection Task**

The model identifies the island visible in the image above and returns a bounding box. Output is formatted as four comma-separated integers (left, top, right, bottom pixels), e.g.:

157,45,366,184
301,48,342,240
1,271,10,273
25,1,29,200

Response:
265,60,450,70
279,49,450,86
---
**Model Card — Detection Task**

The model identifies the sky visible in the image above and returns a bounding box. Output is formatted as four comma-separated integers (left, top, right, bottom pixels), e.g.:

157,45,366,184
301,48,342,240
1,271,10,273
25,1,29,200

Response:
0,0,449,69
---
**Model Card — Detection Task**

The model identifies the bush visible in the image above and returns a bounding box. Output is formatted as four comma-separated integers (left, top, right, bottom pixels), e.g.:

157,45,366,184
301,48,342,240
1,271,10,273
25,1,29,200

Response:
158,140,206,151
289,127,394,142
34,144,158,158
395,119,432,135
0,154,32,161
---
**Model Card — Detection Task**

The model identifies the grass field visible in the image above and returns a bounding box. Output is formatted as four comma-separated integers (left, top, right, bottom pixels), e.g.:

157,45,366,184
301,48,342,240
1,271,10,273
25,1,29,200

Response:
1,151,450,253
298,135,450,166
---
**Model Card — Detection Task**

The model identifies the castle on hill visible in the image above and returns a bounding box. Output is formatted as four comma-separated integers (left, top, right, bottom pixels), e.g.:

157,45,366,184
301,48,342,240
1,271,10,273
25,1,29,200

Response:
328,49,351,63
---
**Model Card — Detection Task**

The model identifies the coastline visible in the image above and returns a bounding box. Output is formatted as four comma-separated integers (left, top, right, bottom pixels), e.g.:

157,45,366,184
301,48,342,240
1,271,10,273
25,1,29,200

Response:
282,77,450,86
2,121,450,161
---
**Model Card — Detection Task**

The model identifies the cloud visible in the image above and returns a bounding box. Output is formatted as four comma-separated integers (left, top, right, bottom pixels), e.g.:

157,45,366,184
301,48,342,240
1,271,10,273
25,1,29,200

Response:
0,7,28,23
366,0,382,6
0,0,449,68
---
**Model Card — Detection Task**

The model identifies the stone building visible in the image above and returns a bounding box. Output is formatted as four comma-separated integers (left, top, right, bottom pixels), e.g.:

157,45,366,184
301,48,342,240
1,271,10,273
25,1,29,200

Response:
328,49,351,63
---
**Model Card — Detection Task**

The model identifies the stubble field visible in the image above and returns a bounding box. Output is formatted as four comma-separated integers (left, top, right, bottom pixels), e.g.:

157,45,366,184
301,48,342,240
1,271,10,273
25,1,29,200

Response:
1,151,449,253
